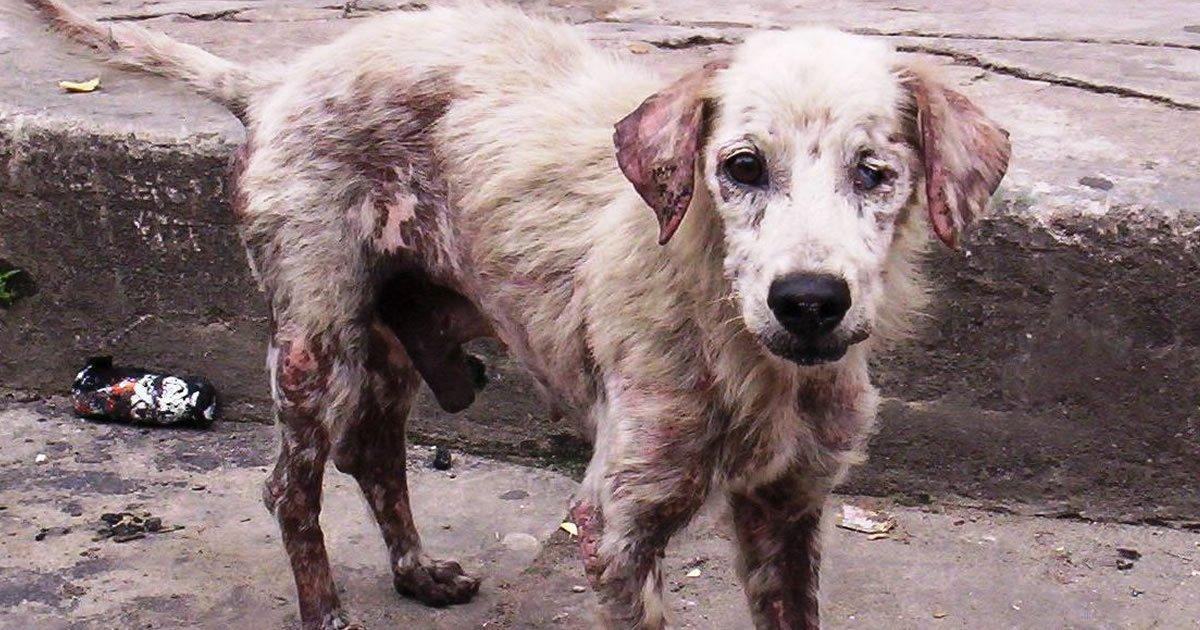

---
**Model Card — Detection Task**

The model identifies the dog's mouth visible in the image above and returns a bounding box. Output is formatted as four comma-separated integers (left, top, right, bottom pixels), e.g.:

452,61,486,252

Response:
760,328,870,366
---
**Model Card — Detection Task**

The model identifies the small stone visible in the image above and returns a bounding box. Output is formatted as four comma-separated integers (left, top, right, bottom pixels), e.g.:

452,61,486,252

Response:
431,446,452,470
1116,548,1141,561
191,484,206,491
1078,176,1114,191
571,585,587,593
500,489,530,501
1116,558,1135,571
501,532,539,552
34,453,48,464
61,583,88,597
145,517,163,532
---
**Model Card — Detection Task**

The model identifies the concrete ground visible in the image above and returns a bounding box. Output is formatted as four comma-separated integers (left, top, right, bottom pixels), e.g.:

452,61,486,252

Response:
2,401,1198,629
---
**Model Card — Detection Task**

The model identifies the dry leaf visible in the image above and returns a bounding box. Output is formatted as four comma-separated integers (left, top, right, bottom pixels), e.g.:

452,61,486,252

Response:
559,521,579,537
628,42,652,54
59,77,101,93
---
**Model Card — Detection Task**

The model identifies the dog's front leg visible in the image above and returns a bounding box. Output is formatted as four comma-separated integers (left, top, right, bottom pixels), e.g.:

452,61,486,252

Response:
571,385,718,629
729,479,826,630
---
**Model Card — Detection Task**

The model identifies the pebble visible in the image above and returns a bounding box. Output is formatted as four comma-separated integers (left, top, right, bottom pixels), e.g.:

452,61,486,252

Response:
501,532,539,552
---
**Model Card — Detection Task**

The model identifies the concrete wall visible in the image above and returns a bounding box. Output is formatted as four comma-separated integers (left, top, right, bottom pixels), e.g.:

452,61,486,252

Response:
2,118,1197,523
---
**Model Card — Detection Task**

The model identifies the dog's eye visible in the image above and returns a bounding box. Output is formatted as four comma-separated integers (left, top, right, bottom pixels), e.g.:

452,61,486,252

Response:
724,152,766,186
853,162,887,191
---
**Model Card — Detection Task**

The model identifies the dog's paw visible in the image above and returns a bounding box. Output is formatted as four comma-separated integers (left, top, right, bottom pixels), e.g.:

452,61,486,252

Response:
394,558,481,607
312,611,359,630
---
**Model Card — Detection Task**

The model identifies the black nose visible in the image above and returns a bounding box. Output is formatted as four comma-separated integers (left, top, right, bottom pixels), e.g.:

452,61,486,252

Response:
767,273,851,338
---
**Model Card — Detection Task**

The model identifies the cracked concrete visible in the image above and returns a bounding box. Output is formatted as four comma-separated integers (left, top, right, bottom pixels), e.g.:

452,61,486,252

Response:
2,402,1198,629
1,0,1199,527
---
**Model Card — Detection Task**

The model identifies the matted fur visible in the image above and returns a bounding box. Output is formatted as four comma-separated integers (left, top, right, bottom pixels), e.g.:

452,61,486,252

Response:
16,1,1010,628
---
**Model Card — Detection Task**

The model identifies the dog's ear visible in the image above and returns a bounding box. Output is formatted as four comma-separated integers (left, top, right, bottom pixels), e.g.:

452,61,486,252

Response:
614,61,727,245
902,68,1011,249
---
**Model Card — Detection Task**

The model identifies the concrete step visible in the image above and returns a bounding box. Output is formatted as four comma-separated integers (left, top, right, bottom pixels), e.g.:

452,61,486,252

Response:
1,0,1199,522
1,402,1197,628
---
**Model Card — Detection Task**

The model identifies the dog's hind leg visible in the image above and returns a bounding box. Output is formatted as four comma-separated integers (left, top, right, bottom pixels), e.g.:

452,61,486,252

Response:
331,321,481,607
263,336,345,629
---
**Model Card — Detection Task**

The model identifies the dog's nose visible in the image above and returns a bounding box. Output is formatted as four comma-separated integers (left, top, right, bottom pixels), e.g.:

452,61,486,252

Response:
767,273,851,338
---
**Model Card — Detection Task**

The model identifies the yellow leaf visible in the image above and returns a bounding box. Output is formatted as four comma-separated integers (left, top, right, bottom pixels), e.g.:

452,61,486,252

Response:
59,77,101,93
559,521,579,537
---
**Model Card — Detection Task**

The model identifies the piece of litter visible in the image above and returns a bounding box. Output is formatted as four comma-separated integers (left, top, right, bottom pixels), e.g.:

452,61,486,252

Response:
559,522,579,537
932,611,948,619
685,568,702,578
59,77,101,93
836,504,894,534
34,453,48,464
867,533,890,540
628,42,652,54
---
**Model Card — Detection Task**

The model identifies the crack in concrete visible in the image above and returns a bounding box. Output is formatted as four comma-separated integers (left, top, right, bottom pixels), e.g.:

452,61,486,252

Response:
97,8,251,23
590,16,1200,51
849,27,1200,52
614,21,1198,111
898,43,1200,111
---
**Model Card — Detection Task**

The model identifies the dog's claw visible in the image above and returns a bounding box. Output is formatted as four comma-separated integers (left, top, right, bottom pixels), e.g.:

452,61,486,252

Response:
314,611,358,630
394,558,481,607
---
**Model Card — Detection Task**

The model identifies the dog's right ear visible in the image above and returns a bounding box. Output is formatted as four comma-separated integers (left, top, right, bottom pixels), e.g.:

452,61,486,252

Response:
614,61,727,245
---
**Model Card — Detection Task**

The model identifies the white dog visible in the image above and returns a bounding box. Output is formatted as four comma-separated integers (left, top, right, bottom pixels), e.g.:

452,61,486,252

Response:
17,1,1010,627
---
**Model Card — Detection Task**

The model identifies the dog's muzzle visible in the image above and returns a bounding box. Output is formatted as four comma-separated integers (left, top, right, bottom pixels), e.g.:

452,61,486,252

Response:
763,273,867,365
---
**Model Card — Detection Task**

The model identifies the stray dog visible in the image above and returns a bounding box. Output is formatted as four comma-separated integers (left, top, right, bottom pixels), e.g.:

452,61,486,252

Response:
19,1,1010,627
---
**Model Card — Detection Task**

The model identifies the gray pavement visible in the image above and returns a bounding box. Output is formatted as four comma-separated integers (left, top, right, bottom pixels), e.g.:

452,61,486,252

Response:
1,401,1198,629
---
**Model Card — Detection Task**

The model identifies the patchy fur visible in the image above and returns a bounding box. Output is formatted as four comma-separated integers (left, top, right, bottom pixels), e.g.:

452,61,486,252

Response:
20,1,1010,628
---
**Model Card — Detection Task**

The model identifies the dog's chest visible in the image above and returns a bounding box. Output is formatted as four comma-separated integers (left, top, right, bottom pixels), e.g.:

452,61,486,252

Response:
725,372,878,491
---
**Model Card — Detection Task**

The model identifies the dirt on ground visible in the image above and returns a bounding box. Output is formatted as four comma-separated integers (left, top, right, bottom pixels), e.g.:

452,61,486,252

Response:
1,400,1198,629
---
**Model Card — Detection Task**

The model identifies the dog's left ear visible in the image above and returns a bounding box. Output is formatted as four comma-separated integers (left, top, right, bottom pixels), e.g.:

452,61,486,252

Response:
903,68,1012,249
614,61,727,245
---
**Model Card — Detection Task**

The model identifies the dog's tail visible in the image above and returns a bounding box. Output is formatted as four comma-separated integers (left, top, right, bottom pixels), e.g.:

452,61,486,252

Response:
12,0,266,120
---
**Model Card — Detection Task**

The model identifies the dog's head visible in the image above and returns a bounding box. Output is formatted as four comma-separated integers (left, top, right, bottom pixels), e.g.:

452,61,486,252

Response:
615,28,1010,366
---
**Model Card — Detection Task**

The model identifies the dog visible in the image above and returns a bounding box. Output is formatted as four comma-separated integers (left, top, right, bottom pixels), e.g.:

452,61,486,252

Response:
16,1,1010,627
